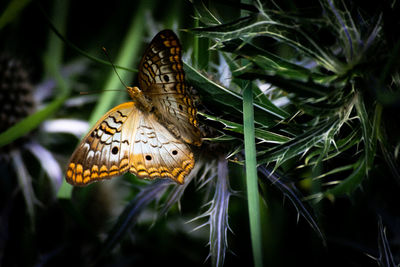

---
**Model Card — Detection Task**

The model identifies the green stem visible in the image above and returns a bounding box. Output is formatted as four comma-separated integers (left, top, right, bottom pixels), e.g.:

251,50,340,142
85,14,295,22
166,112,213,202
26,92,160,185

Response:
243,83,263,267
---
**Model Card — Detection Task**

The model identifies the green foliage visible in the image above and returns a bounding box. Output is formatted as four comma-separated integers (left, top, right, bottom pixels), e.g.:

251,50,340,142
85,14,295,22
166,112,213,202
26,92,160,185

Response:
189,0,400,265
191,0,399,199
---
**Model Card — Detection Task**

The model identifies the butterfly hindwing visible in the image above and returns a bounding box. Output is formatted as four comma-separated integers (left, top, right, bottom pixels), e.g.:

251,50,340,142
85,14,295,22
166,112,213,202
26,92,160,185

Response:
129,112,194,184
138,30,202,146
66,103,134,186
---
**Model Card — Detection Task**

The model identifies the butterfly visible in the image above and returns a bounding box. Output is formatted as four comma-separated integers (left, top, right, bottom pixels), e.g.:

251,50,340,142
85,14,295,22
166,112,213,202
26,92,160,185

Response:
66,30,202,186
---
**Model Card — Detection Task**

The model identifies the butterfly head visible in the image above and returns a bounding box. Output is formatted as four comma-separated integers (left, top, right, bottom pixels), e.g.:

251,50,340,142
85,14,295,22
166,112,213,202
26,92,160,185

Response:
127,86,141,99
127,86,154,113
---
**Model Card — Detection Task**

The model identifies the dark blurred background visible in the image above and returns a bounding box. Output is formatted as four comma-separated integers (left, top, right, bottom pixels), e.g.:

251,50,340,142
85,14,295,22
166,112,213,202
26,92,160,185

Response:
0,0,399,266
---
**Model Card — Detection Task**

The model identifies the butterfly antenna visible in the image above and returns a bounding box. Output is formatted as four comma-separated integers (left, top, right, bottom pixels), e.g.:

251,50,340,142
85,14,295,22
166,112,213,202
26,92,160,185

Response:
102,47,129,89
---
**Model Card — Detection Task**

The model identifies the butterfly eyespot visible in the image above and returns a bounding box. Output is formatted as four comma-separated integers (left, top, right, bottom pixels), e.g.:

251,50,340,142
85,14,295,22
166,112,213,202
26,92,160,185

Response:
146,155,152,161
163,75,169,82
172,150,178,155
112,147,119,155
91,132,95,137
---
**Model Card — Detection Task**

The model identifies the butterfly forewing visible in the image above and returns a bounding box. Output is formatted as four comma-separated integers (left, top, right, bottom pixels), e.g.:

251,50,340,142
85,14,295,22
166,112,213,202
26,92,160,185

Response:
66,103,134,186
66,102,195,186
138,30,202,146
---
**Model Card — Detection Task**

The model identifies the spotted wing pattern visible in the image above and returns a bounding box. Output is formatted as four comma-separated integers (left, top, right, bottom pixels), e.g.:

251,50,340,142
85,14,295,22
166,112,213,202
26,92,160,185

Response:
129,110,194,184
138,30,202,146
66,102,194,186
66,103,133,185
66,30,200,186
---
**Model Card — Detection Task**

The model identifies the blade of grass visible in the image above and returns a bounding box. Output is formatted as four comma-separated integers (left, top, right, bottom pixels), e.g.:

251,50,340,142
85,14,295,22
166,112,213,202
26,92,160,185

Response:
243,82,263,267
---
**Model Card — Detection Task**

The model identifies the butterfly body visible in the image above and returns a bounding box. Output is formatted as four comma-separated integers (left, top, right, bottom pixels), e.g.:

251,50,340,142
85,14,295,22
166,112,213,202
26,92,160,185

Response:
66,30,201,186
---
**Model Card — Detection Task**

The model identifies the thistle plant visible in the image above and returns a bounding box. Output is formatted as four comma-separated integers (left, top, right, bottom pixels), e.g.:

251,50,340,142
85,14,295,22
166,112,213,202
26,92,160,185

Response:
187,0,400,265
